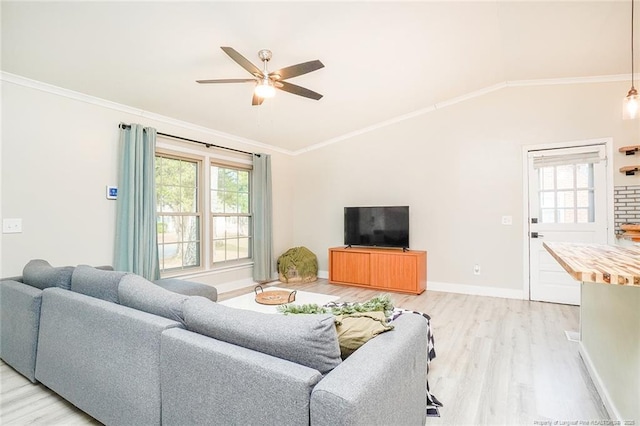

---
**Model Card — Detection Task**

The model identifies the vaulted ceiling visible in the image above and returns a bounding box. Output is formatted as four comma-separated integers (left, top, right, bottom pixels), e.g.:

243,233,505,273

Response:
1,1,634,152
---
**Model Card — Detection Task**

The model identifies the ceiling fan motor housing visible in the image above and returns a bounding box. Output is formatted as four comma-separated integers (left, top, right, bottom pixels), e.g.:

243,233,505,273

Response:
258,49,272,62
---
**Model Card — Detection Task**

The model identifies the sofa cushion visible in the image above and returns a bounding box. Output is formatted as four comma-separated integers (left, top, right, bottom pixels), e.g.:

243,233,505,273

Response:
183,297,342,375
70,265,128,304
118,274,188,324
22,259,74,290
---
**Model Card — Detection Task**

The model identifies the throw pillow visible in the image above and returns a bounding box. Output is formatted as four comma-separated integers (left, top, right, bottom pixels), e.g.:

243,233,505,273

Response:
183,297,342,375
22,259,74,290
118,274,189,324
71,265,128,304
334,311,394,359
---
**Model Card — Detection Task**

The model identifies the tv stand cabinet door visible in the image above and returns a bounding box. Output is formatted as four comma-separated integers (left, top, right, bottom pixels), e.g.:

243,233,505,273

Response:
370,253,417,292
330,250,370,285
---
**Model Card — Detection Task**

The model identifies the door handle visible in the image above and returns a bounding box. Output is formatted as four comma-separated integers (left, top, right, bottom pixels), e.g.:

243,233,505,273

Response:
530,232,544,238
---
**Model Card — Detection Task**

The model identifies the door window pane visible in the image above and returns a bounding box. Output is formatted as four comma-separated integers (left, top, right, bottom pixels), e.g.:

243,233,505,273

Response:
558,209,575,223
540,192,555,208
576,164,590,188
541,209,555,223
541,168,555,190
556,191,574,208
556,165,574,190
538,163,595,224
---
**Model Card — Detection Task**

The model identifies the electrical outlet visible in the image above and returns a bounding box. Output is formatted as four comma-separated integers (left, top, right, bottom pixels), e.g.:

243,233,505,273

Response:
3,218,22,234
473,264,481,275
501,215,513,225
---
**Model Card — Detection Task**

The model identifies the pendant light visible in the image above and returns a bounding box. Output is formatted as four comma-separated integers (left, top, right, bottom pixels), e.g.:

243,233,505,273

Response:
624,0,639,119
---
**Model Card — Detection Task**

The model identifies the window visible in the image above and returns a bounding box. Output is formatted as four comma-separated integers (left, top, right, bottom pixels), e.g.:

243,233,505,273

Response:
155,149,252,275
210,165,251,264
156,154,201,272
538,163,595,224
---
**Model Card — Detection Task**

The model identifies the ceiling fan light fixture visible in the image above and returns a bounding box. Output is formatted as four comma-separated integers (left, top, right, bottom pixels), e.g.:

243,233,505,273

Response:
255,79,276,98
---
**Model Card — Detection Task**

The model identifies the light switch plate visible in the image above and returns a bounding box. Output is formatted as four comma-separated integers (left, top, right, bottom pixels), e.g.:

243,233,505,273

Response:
3,218,22,233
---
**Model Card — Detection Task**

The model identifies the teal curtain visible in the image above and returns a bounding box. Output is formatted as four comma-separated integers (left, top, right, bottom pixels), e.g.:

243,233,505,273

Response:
114,123,160,280
252,153,274,282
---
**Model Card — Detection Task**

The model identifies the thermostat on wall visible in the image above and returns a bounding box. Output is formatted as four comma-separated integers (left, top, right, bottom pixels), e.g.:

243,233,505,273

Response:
106,186,118,200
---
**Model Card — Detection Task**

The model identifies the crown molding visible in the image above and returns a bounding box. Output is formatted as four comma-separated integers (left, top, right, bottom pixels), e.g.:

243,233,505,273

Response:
2,71,632,157
0,71,293,156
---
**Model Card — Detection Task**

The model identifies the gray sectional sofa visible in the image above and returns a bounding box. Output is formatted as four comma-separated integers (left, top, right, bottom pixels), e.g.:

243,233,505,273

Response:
0,259,430,426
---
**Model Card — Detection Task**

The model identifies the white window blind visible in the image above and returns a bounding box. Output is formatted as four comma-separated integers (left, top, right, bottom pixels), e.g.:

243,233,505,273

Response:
530,146,605,169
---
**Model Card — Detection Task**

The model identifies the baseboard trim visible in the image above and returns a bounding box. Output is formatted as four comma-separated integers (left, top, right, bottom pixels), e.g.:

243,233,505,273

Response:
318,273,524,300
427,281,524,300
578,342,620,421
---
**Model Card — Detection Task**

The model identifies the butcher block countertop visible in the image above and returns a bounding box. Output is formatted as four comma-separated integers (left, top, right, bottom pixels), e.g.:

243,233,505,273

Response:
543,242,640,286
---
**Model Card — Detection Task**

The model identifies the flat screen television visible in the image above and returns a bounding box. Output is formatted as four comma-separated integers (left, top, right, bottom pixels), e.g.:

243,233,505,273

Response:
344,206,409,249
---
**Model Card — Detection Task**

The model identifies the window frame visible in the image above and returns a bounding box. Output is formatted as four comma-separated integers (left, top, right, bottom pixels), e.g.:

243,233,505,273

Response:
210,161,253,266
155,145,253,278
155,150,204,275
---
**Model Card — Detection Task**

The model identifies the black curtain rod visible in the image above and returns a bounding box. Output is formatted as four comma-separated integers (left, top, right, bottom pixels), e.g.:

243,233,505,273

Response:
118,124,258,157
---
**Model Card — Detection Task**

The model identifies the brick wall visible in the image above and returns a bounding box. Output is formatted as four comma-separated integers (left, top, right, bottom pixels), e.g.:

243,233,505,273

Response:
614,185,640,234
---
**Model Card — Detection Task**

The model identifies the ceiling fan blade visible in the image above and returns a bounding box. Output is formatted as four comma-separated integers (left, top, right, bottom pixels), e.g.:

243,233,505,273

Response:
196,78,256,84
271,60,324,80
277,81,323,100
252,93,265,106
221,46,263,78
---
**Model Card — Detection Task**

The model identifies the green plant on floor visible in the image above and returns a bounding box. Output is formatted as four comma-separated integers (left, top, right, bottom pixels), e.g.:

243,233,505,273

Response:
277,246,318,282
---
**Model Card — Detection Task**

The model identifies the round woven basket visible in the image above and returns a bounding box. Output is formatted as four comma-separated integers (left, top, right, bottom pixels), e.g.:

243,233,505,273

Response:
253,286,297,305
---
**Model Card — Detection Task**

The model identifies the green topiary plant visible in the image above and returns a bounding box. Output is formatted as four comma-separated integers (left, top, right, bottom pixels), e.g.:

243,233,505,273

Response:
277,246,318,283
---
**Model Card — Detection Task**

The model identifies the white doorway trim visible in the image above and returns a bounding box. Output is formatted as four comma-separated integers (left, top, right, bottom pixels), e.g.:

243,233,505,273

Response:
521,137,614,301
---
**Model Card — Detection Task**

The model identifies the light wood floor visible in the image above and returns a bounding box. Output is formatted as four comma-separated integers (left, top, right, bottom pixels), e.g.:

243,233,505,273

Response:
0,280,608,425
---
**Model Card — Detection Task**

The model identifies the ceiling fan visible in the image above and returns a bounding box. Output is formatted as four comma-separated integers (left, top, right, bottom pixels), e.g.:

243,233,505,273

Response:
197,47,324,106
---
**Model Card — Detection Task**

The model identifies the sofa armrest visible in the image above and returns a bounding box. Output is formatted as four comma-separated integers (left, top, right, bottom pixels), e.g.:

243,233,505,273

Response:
0,280,42,382
161,328,322,425
311,313,428,426
1,275,24,283
154,278,217,301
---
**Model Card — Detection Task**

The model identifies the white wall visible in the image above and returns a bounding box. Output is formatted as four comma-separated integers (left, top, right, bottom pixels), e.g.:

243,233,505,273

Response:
580,281,639,421
3,77,638,294
0,80,294,281
292,81,640,295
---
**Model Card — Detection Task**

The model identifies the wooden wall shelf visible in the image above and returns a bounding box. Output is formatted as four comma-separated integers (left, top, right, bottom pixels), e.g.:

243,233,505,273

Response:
328,247,426,295
620,165,640,175
619,145,640,155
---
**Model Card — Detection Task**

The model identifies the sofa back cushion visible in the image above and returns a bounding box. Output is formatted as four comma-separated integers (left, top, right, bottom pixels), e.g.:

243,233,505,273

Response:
22,259,74,290
71,265,128,304
118,274,188,324
183,297,342,375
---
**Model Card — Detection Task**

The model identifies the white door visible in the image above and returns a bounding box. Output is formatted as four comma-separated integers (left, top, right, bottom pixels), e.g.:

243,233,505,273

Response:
528,144,608,305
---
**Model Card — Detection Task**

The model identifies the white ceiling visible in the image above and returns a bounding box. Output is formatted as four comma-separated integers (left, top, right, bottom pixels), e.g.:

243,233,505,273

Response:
1,1,635,152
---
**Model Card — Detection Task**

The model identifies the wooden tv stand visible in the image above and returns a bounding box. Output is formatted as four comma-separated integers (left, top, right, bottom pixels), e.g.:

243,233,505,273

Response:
328,247,426,295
